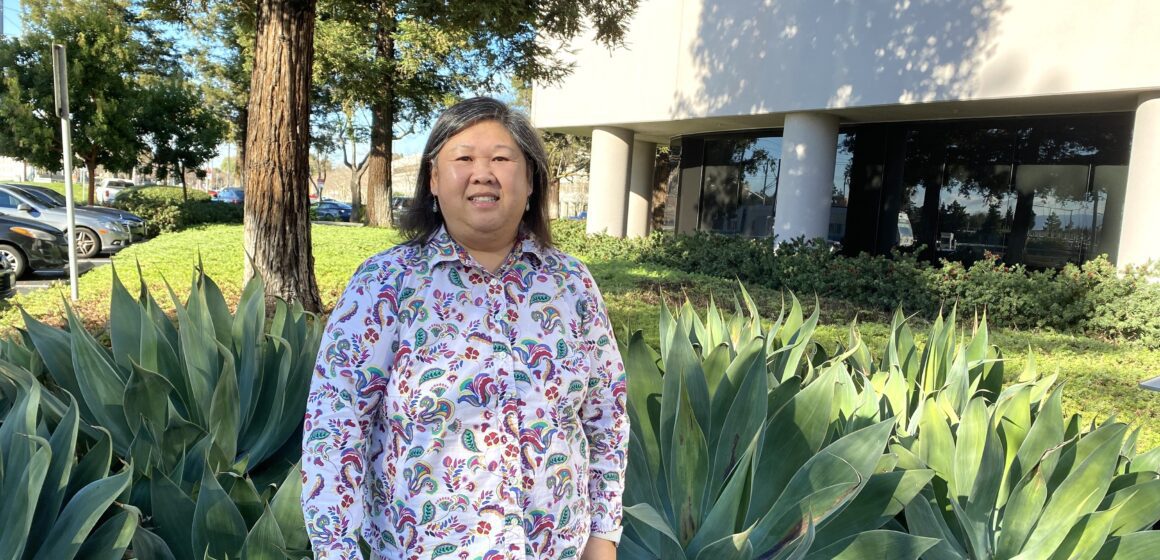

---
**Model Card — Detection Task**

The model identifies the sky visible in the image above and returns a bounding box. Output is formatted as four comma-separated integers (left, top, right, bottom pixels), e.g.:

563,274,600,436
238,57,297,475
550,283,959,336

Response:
1,1,23,37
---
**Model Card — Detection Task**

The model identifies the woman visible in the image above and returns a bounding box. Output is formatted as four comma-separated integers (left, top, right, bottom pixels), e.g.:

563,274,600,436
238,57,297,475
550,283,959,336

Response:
302,97,628,560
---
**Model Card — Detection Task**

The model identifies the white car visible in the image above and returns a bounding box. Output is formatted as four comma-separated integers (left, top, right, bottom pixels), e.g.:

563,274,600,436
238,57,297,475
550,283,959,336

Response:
97,178,134,204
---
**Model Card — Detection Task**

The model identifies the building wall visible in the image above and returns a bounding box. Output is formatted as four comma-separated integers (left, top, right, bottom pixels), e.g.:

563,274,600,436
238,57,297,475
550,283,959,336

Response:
533,0,1160,130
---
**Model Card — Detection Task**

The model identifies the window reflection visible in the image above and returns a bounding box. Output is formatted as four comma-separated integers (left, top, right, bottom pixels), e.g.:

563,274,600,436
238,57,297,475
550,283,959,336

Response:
699,137,781,238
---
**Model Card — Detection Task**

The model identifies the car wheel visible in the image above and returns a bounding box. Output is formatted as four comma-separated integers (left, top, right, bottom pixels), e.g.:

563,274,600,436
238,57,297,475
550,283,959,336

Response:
76,228,101,259
0,243,28,278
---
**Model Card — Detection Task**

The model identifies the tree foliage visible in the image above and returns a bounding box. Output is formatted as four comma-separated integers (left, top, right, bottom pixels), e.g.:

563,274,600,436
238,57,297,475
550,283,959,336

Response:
0,0,224,202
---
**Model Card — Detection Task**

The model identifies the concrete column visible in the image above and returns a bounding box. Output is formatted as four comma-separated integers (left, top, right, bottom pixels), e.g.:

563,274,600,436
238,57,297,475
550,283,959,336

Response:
626,140,656,238
773,112,840,243
587,127,634,236
1118,92,1160,269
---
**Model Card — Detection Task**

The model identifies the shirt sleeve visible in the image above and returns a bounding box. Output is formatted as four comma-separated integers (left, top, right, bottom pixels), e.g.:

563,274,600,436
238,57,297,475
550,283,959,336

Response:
301,259,398,559
578,275,629,543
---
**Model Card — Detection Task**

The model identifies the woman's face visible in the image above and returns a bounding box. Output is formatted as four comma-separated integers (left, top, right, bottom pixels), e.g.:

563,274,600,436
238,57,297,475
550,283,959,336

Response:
430,120,531,250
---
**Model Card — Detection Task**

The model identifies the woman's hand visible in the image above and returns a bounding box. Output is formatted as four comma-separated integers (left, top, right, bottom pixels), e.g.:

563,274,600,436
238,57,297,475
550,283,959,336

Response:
581,537,617,560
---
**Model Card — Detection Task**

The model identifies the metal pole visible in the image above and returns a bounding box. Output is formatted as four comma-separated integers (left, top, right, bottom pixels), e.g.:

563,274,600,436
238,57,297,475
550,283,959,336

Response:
52,44,79,301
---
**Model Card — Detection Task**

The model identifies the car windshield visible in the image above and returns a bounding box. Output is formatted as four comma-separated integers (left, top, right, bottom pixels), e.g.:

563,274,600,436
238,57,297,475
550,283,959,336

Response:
28,188,68,207
11,188,57,208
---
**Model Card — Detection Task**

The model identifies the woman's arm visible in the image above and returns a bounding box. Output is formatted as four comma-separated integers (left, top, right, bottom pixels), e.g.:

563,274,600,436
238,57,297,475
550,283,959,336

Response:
578,277,630,548
301,260,397,559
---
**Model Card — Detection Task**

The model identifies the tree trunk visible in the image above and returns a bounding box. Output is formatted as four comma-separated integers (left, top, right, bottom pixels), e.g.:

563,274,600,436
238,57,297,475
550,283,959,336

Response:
236,107,248,189
364,3,396,228
1005,188,1036,265
548,178,560,219
180,163,188,203
242,0,321,313
84,157,97,205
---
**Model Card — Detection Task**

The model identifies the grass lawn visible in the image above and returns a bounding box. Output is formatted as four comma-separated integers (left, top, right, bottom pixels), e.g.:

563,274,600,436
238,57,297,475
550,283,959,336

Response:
3,223,1159,449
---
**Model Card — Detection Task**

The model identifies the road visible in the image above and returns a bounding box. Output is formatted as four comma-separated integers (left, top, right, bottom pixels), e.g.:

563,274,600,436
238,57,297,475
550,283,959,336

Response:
14,256,112,296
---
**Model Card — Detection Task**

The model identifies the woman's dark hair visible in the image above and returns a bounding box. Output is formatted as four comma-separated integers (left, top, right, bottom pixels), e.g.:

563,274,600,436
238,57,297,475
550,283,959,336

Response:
399,96,553,246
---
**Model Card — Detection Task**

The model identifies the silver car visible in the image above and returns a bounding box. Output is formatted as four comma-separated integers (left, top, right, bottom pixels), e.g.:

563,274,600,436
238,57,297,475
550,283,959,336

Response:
0,184,132,258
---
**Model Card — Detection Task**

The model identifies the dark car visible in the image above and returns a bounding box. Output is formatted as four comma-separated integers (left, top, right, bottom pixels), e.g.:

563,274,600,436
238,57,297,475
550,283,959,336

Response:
16,184,148,241
0,251,14,298
312,200,352,221
0,213,69,278
214,188,245,205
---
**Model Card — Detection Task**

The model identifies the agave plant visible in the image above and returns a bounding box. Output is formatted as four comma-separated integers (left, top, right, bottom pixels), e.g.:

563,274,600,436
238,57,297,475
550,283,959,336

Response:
620,292,939,559
895,373,1160,559
0,373,136,560
0,263,319,559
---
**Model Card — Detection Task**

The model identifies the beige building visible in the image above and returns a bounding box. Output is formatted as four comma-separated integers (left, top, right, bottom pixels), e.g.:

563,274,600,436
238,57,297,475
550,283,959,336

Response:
533,0,1160,269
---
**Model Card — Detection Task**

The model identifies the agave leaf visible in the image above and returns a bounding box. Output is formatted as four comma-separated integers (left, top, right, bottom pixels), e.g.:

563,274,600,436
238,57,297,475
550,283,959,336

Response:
232,275,266,429
19,309,93,422
26,397,80,555
993,385,1033,505
131,529,178,560
64,305,134,454
625,502,684,552
1092,531,1160,559
196,265,235,349
952,397,990,501
1099,480,1160,536
702,344,732,404
659,303,676,367
238,505,287,560
803,530,939,560
763,295,787,359
67,427,113,501
124,362,175,434
625,330,664,479
1107,472,1159,495
769,297,818,384
707,339,767,504
765,512,814,560
1012,384,1065,488
34,464,134,560
814,469,935,544
192,458,248,559
996,466,1049,558
693,526,754,560
72,508,140,560
239,334,296,468
915,397,955,486
1045,507,1120,560
619,533,661,560
150,472,197,560
136,298,191,418
223,473,263,527
1129,448,1160,474
1019,430,1124,558
0,387,50,560
209,346,241,468
108,265,146,372
269,461,308,550
669,378,709,545
751,420,894,554
903,488,969,560
748,368,838,524
704,296,729,355
166,280,217,427
687,431,760,557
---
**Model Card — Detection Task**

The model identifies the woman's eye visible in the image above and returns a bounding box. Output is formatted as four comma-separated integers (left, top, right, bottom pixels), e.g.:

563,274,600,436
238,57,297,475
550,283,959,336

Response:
455,156,472,162
493,156,510,162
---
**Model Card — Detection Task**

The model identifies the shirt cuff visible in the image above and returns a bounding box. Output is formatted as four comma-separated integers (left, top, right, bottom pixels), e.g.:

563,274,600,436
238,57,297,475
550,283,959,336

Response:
590,527,623,544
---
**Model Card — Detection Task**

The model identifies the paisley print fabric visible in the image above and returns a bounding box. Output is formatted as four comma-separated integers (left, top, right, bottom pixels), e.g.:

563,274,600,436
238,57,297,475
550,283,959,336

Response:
302,227,628,559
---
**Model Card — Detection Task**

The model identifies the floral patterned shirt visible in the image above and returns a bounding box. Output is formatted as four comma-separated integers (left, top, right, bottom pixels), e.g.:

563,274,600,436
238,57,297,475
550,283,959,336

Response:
302,227,628,559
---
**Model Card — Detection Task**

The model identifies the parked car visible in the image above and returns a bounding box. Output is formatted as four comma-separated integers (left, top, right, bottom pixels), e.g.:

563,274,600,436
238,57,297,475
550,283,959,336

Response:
15,184,148,241
214,187,245,205
0,252,14,298
0,184,132,258
312,200,352,221
0,213,69,278
96,178,134,204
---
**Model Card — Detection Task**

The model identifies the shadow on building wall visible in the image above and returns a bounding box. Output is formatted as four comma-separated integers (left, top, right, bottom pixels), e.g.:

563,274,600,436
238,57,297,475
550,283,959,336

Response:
673,0,1010,119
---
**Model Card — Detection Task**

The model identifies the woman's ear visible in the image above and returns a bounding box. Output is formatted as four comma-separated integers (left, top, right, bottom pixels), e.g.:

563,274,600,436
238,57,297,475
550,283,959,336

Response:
430,165,440,197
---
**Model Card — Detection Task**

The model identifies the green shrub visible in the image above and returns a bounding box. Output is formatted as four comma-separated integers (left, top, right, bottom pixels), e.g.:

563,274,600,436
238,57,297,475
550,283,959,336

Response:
114,187,242,235
551,222,1160,345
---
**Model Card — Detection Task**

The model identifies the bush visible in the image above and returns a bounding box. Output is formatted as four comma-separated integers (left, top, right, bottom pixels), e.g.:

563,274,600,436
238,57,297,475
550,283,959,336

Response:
551,221,1160,345
113,187,242,235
